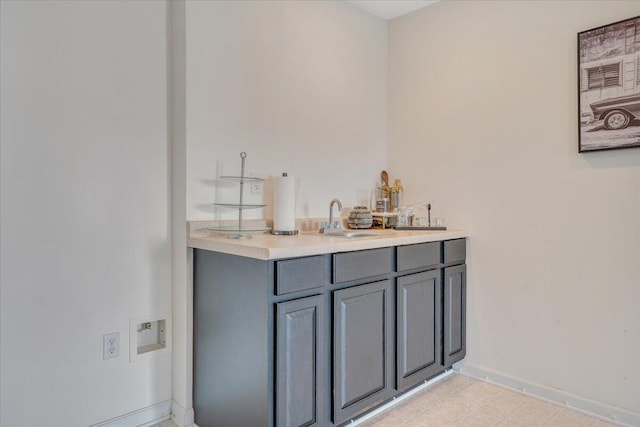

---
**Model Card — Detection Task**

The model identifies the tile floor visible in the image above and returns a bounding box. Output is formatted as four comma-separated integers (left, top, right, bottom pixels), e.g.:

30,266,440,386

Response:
359,374,618,427
151,421,178,427
152,374,620,427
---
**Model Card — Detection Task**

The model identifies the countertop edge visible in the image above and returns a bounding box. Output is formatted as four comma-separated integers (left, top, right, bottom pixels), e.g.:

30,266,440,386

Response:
188,227,470,260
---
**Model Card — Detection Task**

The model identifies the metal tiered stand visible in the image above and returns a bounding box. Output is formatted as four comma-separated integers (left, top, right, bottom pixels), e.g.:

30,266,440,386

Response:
207,152,269,239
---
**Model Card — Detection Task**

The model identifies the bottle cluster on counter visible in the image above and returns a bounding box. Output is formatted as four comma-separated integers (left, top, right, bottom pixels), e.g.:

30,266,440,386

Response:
375,170,403,213
347,170,446,231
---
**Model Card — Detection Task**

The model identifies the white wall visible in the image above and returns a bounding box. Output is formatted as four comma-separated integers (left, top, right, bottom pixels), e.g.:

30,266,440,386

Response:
5,1,638,425
0,1,172,426
389,0,640,416
171,2,387,422
185,0,388,221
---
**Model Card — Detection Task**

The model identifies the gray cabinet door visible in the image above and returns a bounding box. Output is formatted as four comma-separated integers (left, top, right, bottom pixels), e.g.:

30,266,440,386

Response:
443,264,466,366
397,270,444,391
333,280,393,425
276,295,325,427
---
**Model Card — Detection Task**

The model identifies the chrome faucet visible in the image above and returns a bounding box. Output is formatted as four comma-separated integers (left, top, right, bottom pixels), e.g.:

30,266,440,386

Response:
320,198,343,233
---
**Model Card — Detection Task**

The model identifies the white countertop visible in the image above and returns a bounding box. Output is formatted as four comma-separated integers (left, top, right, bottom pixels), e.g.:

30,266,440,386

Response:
188,221,469,260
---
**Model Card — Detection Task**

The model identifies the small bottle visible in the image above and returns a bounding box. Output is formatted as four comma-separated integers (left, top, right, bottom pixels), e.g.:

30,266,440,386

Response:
376,184,391,212
391,179,403,210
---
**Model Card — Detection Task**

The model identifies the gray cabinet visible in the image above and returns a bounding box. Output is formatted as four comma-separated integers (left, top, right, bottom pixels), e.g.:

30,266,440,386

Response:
397,242,440,272
276,255,327,296
443,264,466,366
332,248,392,284
276,295,325,427
193,238,466,427
396,270,444,391
193,250,270,427
444,239,466,265
333,280,393,425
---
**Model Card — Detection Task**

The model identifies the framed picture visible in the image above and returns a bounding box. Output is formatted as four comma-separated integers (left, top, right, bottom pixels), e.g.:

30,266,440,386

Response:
578,15,640,152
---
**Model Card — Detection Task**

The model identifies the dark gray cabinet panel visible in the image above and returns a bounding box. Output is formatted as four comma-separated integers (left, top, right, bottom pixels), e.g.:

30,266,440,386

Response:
333,280,393,425
276,295,325,427
194,239,467,427
396,270,444,391
333,248,392,284
194,250,270,427
444,239,466,265
397,242,441,272
444,264,466,366
276,255,328,296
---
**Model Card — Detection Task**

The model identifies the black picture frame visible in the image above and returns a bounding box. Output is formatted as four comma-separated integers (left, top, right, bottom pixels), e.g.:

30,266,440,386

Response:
578,15,640,153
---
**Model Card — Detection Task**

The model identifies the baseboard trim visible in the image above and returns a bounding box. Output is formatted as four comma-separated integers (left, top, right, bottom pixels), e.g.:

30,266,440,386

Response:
90,400,171,427
171,399,195,427
456,363,639,427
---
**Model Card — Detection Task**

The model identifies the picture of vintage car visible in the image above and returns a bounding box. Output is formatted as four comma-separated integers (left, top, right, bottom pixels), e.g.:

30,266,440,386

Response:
589,92,640,130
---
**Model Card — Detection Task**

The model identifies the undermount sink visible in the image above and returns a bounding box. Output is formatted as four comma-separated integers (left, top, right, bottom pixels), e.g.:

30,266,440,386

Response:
304,229,392,238
328,230,377,238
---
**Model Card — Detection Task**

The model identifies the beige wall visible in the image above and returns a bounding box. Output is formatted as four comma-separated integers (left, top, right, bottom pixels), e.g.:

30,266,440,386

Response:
389,0,640,416
185,1,388,221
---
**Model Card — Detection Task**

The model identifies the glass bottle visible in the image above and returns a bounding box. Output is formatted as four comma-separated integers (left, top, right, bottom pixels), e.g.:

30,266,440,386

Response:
391,179,404,210
376,184,391,212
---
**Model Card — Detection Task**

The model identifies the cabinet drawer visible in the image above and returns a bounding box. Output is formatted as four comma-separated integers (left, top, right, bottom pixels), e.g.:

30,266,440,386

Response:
275,255,328,296
444,239,466,264
333,248,392,284
397,242,441,272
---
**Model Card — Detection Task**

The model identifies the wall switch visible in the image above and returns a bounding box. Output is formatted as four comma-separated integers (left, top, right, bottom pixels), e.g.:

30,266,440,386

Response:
103,332,120,360
250,181,263,194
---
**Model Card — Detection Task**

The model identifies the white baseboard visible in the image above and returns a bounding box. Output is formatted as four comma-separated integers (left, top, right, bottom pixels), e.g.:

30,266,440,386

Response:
171,399,195,427
90,400,171,427
455,363,639,427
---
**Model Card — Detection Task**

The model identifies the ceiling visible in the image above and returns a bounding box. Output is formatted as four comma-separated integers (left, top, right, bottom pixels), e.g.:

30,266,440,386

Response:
346,0,439,20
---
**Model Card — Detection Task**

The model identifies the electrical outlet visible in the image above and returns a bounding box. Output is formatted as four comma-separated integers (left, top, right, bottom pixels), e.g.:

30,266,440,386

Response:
103,332,120,360
250,181,263,194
